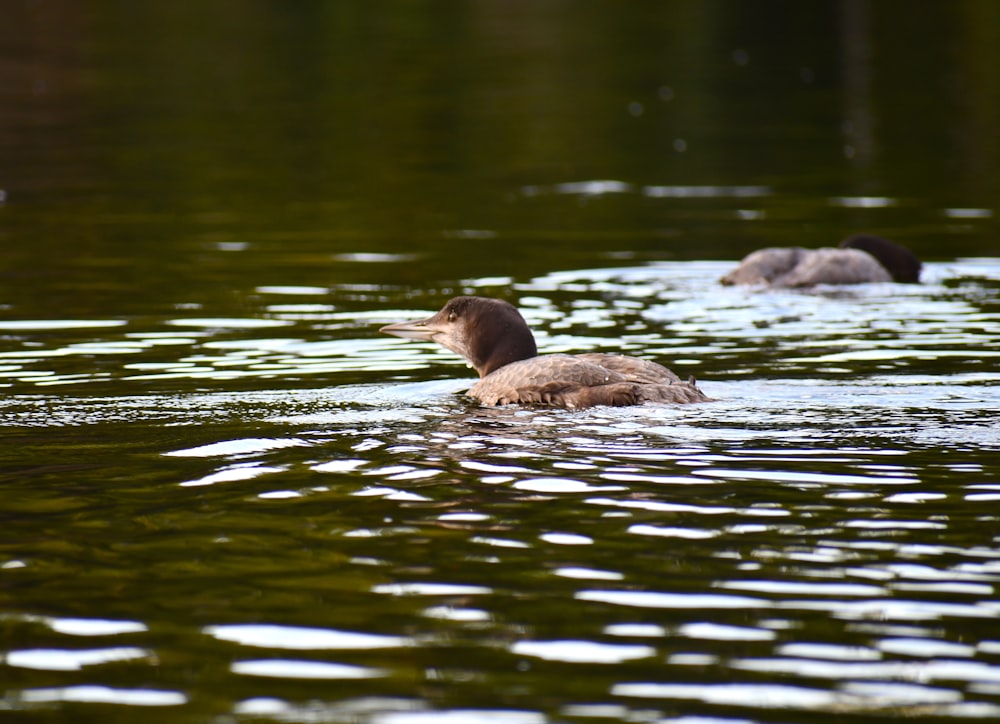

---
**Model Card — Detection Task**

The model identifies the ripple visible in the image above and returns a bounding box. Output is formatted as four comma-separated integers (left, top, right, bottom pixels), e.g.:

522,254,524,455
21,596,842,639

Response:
511,640,656,663
166,317,294,328
603,623,667,637
374,711,546,724
643,184,771,198
165,437,310,458
0,319,128,330
204,624,409,650
312,458,368,473
843,519,950,531
612,682,843,708
694,468,918,486
587,496,787,518
829,195,897,208
421,606,491,622
539,533,593,545
44,617,148,636
332,252,420,263
4,256,1000,721
513,478,623,494
256,285,330,295
779,598,1000,621
179,464,285,488
231,659,386,679
877,637,977,658
676,623,776,641
719,580,886,597
553,567,624,581
6,647,152,671
372,583,492,596
614,679,965,710
732,657,915,680
19,686,187,706
778,642,881,661
577,590,768,610
522,179,631,196
628,525,721,539
472,536,531,549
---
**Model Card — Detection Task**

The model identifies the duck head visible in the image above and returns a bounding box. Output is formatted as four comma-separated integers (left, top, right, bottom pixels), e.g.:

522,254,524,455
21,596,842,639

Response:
380,296,538,377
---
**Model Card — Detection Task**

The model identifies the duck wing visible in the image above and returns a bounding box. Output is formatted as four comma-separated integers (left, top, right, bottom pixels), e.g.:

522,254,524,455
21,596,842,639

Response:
468,354,710,408
468,355,625,406
776,247,892,287
721,247,809,285
573,353,683,384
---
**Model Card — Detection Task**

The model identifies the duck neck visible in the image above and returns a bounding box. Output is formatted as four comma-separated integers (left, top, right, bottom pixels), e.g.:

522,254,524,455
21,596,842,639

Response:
474,321,538,377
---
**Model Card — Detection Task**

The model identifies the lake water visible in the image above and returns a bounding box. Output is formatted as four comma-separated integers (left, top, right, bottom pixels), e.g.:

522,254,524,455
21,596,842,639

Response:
2,2,1000,723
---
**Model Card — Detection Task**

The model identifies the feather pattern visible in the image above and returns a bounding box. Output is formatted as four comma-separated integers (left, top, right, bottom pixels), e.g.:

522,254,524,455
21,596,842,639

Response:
381,297,711,409
721,234,921,287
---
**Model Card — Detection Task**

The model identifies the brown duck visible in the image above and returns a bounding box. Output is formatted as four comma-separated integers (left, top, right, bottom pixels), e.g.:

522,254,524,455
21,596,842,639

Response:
380,296,710,409
721,234,922,287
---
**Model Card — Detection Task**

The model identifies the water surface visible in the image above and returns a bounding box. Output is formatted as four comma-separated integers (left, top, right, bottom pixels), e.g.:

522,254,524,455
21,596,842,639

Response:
2,2,1000,723
3,258,999,723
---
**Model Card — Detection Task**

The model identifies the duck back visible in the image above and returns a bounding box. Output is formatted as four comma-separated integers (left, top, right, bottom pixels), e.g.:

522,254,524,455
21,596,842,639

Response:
468,354,708,408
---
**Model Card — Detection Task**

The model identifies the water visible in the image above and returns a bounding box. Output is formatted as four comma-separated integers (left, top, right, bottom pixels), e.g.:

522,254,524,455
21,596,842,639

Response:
3,258,999,723
3,2,1000,723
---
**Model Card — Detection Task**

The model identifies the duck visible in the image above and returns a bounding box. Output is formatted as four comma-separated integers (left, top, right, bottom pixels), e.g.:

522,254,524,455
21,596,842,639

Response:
379,296,710,409
721,234,922,287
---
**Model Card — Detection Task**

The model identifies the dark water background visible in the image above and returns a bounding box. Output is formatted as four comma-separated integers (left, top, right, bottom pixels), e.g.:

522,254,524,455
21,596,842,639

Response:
2,2,999,722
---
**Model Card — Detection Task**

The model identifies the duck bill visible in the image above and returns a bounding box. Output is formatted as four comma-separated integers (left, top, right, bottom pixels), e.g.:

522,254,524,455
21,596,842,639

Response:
379,316,441,341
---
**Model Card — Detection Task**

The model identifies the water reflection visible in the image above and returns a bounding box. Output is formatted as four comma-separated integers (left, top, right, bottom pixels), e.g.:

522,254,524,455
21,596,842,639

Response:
5,0,1000,718
2,258,999,722
1,258,997,394
230,660,387,680
16,687,188,707
6,647,152,672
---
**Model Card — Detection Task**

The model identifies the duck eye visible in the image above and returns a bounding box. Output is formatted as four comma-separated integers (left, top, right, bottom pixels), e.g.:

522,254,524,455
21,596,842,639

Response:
448,311,457,322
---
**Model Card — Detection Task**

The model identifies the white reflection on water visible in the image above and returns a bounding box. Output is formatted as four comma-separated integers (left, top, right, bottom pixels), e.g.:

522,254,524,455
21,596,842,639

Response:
778,642,881,660
613,680,964,709
374,711,547,724
3,258,996,399
877,637,978,658
373,583,492,596
512,478,623,494
676,622,776,641
234,697,422,720
256,285,330,295
166,317,294,329
231,659,386,679
0,319,128,331
733,656,1000,687
166,437,311,458
577,591,768,609
19,686,187,706
3,258,1000,721
628,524,720,539
45,617,148,636
6,647,152,671
603,623,667,637
511,639,656,663
553,566,624,581
422,606,491,622
719,580,886,596
179,464,285,488
777,598,1000,621
539,533,593,545
520,180,771,199
204,624,408,650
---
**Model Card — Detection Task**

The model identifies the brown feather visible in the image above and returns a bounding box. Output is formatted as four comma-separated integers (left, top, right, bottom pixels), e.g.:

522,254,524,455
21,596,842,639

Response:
382,296,712,410
468,354,709,408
